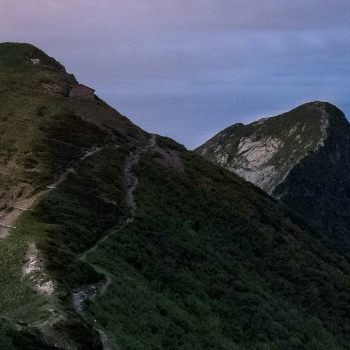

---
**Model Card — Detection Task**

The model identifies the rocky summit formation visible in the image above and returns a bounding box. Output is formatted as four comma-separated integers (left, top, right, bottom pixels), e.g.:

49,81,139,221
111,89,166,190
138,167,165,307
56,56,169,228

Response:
195,101,350,253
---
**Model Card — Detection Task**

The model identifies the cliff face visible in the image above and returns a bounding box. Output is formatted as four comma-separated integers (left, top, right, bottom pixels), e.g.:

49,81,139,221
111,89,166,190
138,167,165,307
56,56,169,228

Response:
195,102,334,194
196,101,350,252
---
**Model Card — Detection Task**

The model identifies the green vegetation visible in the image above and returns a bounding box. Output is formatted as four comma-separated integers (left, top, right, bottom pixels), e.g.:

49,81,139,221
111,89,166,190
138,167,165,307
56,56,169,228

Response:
79,144,350,349
36,145,130,289
2,43,350,349
0,212,51,322
0,317,58,350
0,42,65,70
0,42,145,348
272,104,350,258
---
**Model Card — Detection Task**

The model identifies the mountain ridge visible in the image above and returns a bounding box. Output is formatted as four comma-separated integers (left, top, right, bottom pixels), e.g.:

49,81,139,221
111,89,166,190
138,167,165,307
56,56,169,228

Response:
195,101,345,194
2,43,350,349
195,101,350,254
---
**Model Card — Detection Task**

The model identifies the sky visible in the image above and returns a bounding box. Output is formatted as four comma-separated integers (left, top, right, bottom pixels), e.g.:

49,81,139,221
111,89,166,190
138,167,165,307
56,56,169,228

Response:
2,1,350,149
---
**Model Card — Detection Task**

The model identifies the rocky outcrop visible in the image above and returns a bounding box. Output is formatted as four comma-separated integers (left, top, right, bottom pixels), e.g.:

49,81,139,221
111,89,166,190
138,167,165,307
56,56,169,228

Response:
196,101,350,254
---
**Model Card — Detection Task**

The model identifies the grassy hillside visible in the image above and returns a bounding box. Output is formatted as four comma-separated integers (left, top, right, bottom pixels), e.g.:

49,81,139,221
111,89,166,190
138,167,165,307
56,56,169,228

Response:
0,42,147,349
2,43,350,349
80,139,350,350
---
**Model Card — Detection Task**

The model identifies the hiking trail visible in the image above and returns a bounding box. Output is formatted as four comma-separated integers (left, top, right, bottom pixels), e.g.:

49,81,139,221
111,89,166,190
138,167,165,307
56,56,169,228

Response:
72,134,156,350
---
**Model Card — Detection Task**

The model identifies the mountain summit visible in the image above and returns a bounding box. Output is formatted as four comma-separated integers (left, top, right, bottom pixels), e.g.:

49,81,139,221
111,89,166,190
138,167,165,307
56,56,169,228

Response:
196,101,350,251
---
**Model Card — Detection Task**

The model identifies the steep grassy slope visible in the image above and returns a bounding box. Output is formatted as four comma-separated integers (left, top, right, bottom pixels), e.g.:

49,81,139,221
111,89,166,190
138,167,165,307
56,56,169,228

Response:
271,105,350,255
0,43,143,204
0,42,147,349
2,43,350,349
79,139,350,350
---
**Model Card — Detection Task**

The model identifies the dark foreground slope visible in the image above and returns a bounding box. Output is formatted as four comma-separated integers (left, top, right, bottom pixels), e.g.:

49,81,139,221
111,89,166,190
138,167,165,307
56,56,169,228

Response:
2,44,350,349
196,102,350,256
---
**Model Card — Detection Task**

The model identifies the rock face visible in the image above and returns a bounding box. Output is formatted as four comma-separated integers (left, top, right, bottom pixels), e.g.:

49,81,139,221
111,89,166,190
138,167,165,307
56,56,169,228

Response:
195,101,350,252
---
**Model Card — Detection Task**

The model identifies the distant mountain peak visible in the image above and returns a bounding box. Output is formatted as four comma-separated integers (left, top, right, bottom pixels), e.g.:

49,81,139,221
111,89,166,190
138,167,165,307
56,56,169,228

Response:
196,101,347,195
196,101,350,256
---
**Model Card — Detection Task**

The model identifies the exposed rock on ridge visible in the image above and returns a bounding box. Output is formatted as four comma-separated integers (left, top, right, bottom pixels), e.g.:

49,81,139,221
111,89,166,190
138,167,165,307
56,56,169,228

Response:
196,101,350,253
196,101,333,195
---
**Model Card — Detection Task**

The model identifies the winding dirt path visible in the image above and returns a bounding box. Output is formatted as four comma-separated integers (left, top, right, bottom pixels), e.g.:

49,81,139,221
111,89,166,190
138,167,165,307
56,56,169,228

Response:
2,135,158,349
47,147,102,189
72,134,156,350
4,146,104,350
125,134,156,220
98,329,112,350
0,147,103,239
